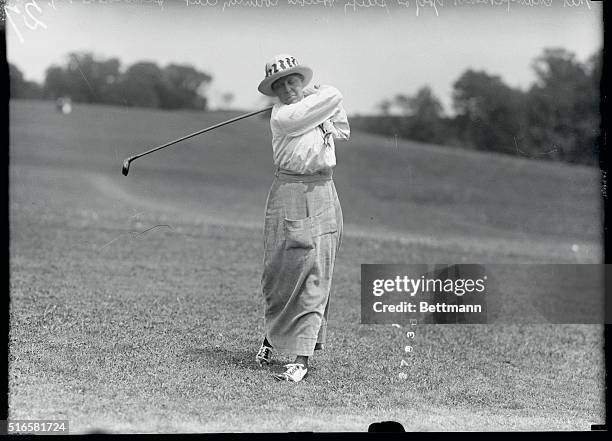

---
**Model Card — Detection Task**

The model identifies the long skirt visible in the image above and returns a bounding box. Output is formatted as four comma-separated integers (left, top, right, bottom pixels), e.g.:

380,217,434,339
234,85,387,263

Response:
261,168,343,356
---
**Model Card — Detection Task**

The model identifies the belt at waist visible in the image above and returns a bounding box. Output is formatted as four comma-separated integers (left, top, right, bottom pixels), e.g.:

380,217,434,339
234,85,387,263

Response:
274,167,333,183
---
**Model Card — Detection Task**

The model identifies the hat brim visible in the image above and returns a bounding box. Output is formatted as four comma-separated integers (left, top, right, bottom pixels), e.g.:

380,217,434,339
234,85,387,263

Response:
258,66,313,97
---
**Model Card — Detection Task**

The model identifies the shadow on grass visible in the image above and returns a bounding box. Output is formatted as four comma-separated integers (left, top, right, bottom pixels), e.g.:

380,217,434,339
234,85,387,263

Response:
184,345,319,377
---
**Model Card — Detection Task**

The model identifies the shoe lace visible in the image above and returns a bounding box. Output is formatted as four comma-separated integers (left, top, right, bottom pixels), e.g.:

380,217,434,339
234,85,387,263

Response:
257,346,270,359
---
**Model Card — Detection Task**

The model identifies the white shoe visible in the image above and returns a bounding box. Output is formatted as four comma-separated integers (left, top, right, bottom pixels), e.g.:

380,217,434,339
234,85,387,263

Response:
256,344,272,366
273,363,308,382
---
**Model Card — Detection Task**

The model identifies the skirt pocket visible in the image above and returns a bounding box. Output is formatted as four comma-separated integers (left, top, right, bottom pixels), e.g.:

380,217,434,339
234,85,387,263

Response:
284,205,338,250
284,217,315,249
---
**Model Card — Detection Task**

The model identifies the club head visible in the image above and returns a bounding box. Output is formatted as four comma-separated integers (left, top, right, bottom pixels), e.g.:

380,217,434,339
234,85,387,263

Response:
122,159,131,176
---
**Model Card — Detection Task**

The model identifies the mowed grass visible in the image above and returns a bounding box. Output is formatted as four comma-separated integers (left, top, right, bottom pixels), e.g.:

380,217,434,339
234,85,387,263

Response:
9,100,605,432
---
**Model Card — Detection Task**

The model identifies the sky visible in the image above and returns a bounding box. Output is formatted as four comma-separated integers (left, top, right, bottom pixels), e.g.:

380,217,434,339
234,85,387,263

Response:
4,0,603,115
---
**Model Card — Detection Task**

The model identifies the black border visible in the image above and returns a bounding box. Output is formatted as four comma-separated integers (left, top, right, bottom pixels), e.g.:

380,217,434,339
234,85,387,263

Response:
2,1,609,435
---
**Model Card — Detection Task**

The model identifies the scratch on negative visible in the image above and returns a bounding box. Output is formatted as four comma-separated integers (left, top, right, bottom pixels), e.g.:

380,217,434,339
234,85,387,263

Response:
130,211,147,219
97,234,128,251
70,54,97,99
514,136,558,158
97,225,174,251
134,224,174,236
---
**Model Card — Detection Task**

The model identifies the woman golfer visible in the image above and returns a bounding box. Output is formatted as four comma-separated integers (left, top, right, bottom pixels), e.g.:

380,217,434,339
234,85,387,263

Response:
255,54,350,382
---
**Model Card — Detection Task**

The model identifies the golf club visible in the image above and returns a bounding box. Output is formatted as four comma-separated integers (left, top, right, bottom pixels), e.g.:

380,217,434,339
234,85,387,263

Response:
121,106,273,176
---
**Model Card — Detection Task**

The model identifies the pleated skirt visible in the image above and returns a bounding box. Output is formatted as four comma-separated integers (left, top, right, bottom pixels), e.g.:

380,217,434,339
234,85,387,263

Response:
260,168,343,356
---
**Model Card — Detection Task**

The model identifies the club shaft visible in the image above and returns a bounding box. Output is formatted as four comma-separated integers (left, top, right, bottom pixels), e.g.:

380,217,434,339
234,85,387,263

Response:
128,106,273,162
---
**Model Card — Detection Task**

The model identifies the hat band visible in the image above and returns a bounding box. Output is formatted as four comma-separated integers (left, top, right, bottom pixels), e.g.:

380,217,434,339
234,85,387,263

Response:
265,56,299,78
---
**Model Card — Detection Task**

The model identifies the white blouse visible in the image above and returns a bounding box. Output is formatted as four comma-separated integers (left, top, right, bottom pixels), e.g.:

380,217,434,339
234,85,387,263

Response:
270,85,350,174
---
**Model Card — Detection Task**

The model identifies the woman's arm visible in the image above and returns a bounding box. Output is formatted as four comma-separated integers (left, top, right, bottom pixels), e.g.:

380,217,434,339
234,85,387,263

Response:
273,85,344,137
324,104,350,141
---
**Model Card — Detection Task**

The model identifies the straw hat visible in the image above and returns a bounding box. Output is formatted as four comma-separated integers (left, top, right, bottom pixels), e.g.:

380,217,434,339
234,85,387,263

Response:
258,54,313,97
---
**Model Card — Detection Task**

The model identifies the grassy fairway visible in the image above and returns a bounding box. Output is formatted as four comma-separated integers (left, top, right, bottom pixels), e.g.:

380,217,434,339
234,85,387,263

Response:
9,100,605,432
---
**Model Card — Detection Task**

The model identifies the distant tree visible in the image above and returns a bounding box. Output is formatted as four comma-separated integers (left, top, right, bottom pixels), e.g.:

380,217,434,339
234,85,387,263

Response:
393,94,411,115
350,48,600,167
96,57,123,105
359,87,448,144
588,48,602,93
400,86,446,143
116,62,167,108
40,52,213,110
160,64,212,110
588,48,603,163
64,52,103,102
452,69,526,154
9,64,25,98
404,87,444,117
9,63,43,99
43,65,70,99
43,52,122,103
377,99,392,116
525,48,599,164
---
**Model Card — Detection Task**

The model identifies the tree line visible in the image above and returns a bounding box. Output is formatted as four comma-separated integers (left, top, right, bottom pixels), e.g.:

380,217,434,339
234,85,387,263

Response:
10,47,601,165
9,52,213,110
351,47,601,166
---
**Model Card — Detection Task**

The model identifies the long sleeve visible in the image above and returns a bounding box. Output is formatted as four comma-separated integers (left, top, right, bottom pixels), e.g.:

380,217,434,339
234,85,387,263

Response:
273,85,343,137
327,104,350,141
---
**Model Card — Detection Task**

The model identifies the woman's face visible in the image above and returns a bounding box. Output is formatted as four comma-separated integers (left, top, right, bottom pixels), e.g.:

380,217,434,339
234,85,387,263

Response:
272,74,304,105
